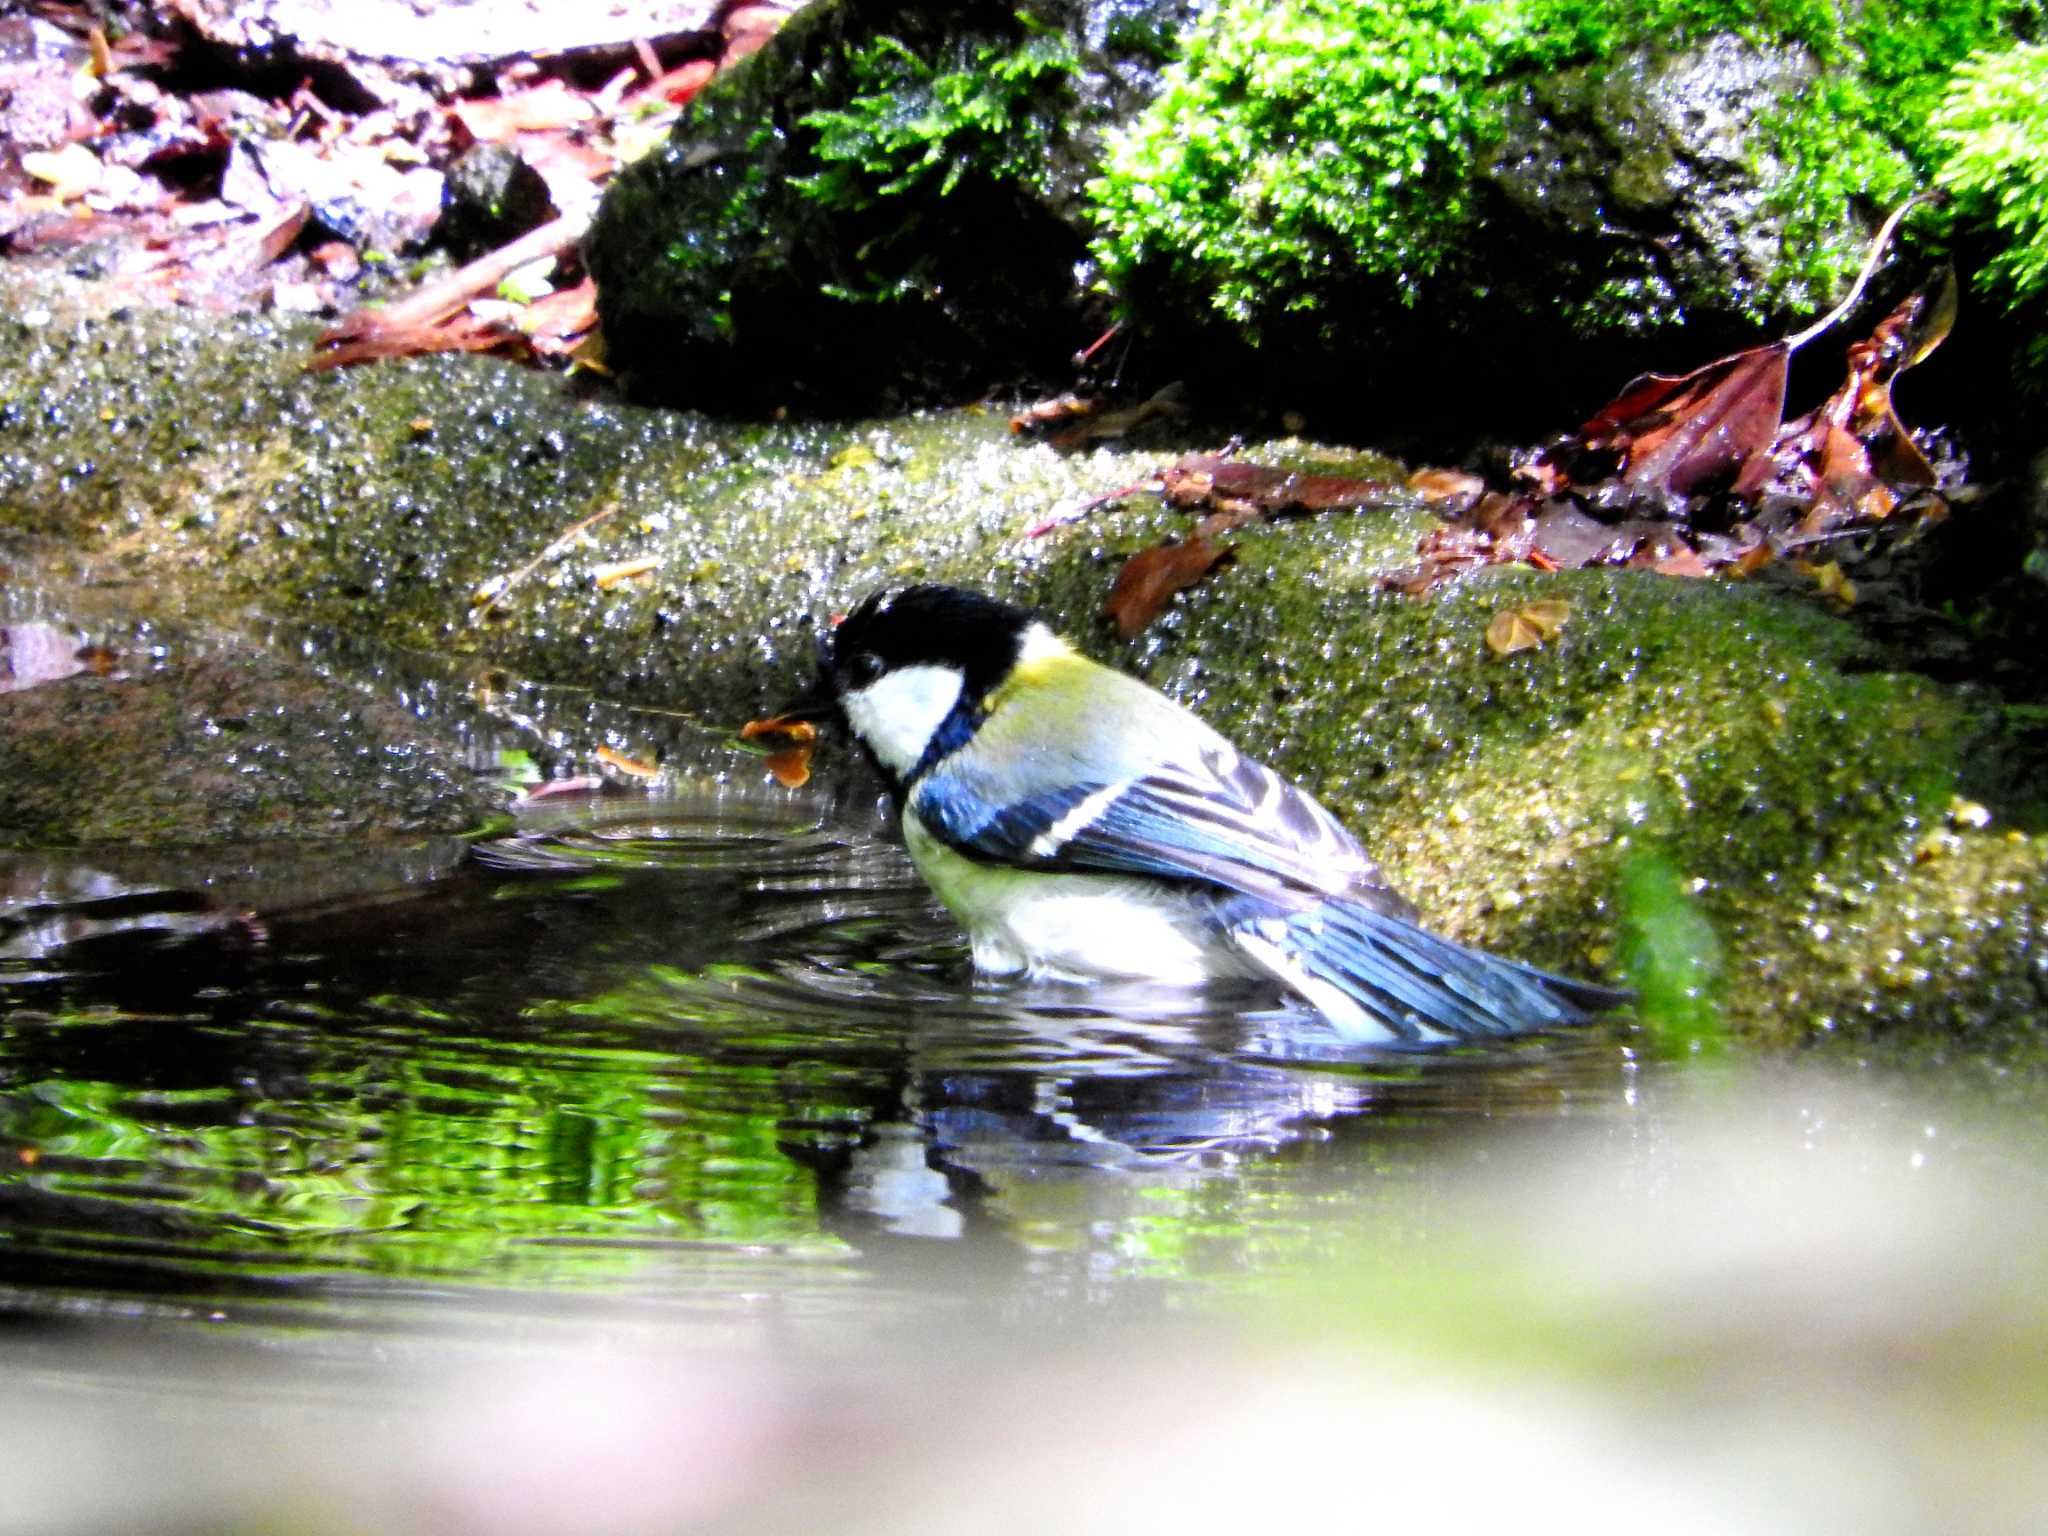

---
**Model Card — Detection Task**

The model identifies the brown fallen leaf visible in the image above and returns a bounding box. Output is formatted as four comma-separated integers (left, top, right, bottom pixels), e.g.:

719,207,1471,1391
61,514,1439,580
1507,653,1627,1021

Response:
1797,560,1857,608
1536,194,1937,517
1105,533,1234,638
520,275,599,354
740,715,819,746
1767,270,1955,523
1575,340,1790,503
450,83,597,144
310,309,512,371
1485,599,1571,657
592,557,658,589
741,714,820,788
1652,545,1715,579
760,745,815,787
1010,392,1101,434
1407,467,1486,508
595,745,661,779
1158,454,1395,519
1396,199,1952,598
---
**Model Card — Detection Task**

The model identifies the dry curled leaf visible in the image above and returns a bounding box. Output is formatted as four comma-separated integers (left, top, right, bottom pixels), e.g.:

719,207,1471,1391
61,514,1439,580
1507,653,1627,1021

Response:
595,745,660,779
1485,599,1572,657
1407,467,1486,508
1104,534,1234,638
1797,560,1857,608
591,557,658,589
741,715,819,788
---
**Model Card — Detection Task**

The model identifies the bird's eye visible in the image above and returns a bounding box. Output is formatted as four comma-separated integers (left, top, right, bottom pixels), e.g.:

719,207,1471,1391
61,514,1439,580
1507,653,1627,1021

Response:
843,651,885,688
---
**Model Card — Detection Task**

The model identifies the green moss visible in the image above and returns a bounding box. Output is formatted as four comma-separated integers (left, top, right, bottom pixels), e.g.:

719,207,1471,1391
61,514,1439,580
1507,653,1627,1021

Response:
586,1,1117,407
798,25,1077,210
1088,0,1518,330
1934,39,2048,360
635,12,1082,317
1085,0,2038,337
3,265,2041,1042
1618,850,1728,1054
792,21,1078,302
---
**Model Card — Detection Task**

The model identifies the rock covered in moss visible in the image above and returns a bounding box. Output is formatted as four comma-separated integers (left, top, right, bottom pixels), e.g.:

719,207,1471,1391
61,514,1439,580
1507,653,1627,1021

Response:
591,0,2031,426
1477,36,1827,340
0,261,2041,1047
585,0,1195,413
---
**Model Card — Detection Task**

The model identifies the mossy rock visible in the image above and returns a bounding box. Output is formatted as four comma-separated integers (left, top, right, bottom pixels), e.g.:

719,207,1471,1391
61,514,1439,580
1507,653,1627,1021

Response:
589,1,2038,427
0,265,2040,1047
1476,36,1831,346
585,0,1189,413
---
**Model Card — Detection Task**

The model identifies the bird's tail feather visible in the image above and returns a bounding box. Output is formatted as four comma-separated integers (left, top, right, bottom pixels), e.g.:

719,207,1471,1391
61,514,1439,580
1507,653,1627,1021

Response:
1229,898,1626,1043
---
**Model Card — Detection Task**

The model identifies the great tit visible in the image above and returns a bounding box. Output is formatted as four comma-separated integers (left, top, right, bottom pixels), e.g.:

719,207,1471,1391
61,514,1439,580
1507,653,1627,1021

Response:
771,584,1623,1043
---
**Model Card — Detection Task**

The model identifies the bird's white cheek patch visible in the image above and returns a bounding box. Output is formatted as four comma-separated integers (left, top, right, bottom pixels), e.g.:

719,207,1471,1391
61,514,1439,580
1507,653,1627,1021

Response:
842,664,965,779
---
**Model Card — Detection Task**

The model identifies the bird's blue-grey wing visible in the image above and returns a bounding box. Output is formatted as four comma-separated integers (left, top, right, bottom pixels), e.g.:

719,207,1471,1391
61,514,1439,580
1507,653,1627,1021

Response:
911,741,1415,919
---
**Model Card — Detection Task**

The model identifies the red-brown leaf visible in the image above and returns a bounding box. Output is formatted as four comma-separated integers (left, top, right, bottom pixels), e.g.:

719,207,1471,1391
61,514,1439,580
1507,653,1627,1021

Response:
1157,455,1392,517
451,84,598,144
522,276,598,344
308,310,513,371
1104,536,1234,637
1582,342,1789,499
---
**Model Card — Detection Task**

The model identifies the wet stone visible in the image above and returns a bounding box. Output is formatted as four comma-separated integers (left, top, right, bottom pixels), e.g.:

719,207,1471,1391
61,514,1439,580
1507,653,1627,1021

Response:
0,649,506,848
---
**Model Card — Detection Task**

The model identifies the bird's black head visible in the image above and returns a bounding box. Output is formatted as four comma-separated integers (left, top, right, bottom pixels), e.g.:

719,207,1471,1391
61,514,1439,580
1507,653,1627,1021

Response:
821,585,1036,706
769,586,1042,787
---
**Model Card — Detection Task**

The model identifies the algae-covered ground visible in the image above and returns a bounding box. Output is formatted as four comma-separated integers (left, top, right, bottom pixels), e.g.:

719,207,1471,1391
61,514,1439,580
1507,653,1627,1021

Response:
0,266,2041,1048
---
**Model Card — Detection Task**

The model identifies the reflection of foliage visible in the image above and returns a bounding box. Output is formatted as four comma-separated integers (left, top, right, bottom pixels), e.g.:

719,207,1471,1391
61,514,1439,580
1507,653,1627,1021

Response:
0,1001,869,1288
1617,851,1726,1056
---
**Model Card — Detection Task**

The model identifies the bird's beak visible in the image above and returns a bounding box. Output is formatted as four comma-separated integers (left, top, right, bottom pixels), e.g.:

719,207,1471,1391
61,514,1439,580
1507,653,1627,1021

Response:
760,671,838,729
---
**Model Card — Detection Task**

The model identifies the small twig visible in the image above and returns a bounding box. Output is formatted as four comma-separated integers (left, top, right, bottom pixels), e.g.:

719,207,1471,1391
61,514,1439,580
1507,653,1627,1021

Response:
318,207,594,345
472,500,621,622
1071,321,1122,370
1784,192,1942,353
1025,483,1150,538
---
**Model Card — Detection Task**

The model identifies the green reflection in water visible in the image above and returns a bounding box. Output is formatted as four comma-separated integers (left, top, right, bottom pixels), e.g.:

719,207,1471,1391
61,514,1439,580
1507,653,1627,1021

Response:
0,873,1644,1327
0,995,868,1296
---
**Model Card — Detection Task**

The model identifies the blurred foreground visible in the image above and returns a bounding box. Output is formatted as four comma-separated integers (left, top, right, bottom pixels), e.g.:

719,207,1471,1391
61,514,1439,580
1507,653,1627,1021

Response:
7,1063,2044,1535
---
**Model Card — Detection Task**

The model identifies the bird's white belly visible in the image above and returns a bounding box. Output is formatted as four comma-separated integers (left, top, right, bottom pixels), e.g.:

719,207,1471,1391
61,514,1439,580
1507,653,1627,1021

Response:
903,817,1236,984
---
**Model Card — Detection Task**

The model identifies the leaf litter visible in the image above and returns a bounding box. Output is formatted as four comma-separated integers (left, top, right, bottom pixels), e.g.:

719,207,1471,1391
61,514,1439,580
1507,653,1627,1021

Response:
1033,196,1971,633
0,3,793,367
